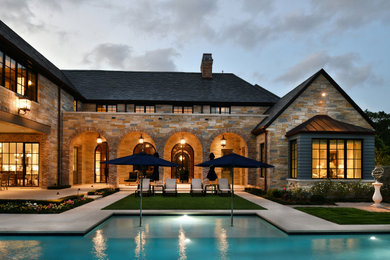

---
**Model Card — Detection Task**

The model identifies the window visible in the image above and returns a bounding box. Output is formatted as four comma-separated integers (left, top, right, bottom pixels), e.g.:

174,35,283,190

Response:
260,143,265,177
312,139,362,179
0,50,38,101
96,104,117,112
290,140,297,178
173,106,193,114
135,105,155,113
0,142,39,187
210,106,230,114
73,100,78,112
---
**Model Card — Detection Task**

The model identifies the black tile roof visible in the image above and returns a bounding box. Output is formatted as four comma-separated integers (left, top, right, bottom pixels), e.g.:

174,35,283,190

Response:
252,69,376,134
285,115,375,137
62,70,280,104
0,20,82,97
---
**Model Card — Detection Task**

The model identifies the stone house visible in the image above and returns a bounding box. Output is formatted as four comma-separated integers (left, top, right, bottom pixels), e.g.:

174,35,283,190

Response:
0,21,375,190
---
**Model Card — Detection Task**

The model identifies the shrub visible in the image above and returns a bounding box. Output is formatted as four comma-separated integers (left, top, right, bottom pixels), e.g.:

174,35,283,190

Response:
87,188,120,197
244,188,266,196
47,185,71,190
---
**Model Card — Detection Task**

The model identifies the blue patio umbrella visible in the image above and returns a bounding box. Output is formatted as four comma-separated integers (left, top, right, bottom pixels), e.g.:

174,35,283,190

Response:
196,153,274,226
103,152,179,226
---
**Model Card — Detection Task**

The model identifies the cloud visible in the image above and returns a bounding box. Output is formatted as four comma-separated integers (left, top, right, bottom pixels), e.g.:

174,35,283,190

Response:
276,51,383,88
241,0,274,16
83,43,179,71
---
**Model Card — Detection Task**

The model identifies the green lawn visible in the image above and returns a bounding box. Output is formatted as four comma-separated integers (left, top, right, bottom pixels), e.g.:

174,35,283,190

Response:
103,194,264,210
295,207,390,224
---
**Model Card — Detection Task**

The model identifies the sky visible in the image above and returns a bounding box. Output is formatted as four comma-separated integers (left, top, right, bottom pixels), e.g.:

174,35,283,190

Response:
1,0,389,112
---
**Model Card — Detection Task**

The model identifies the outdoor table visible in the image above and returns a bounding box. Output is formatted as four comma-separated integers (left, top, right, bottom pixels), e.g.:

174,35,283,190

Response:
204,184,218,194
152,183,164,195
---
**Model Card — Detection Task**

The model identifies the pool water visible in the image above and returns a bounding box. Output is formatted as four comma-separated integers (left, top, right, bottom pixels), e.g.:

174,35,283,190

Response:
0,215,389,259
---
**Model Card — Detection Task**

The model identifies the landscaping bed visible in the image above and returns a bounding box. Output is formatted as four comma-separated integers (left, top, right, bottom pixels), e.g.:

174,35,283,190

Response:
0,195,93,214
103,194,264,210
87,187,120,197
295,207,390,224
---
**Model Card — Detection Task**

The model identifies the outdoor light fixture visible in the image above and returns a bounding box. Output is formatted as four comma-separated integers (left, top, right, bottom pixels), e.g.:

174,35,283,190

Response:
96,134,103,144
180,137,185,145
18,96,31,115
321,92,327,97
139,134,144,144
221,135,226,147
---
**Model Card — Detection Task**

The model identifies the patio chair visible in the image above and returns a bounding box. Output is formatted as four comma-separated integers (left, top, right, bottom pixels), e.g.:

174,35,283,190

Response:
190,178,204,196
163,179,177,196
136,178,151,196
217,178,231,195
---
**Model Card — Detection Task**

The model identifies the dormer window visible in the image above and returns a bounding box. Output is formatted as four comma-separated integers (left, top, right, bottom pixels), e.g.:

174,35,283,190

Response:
96,104,117,112
211,106,230,114
173,106,193,114
135,105,155,113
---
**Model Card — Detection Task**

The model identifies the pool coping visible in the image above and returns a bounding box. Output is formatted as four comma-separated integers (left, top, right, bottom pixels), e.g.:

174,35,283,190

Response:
0,191,390,236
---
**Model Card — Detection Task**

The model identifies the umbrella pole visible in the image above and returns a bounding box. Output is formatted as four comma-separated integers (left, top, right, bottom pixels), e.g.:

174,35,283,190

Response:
140,168,143,227
230,167,234,227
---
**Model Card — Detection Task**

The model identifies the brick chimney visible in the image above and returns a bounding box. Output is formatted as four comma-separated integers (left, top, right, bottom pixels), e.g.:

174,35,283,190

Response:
200,53,213,79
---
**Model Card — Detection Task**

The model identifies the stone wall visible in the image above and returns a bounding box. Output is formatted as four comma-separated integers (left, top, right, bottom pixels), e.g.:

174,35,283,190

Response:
62,112,267,186
266,74,375,189
0,74,75,187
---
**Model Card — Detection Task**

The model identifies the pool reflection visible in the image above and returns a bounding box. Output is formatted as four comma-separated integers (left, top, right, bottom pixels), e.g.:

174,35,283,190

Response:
92,229,107,260
215,219,229,259
0,240,42,259
134,229,146,259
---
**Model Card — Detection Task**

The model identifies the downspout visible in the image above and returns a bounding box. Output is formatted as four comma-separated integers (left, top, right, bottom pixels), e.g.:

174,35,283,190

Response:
57,86,62,186
264,130,268,192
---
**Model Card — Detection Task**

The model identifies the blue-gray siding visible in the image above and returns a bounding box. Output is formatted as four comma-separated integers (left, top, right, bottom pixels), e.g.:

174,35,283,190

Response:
288,134,375,180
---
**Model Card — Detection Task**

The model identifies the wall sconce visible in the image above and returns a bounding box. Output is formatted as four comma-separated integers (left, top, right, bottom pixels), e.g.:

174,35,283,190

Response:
221,135,226,147
180,137,186,145
321,92,327,97
18,96,31,115
97,134,103,144
139,134,144,144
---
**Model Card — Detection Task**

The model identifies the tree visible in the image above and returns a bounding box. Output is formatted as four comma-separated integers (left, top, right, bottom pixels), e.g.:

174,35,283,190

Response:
365,110,390,165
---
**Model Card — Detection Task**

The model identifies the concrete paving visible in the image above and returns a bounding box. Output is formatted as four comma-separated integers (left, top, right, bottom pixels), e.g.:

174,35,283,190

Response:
0,190,389,235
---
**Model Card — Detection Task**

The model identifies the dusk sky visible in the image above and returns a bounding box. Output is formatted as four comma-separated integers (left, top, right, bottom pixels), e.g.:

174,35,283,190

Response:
1,0,389,112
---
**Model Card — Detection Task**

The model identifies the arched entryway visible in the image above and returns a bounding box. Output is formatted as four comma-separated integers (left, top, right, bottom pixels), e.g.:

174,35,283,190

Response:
133,142,156,178
171,143,194,183
94,142,109,183
210,133,248,185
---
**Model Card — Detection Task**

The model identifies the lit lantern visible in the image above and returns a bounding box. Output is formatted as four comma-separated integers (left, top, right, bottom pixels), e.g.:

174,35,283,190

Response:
96,134,103,144
221,135,226,147
18,96,31,114
180,138,185,145
139,134,144,144
321,92,327,97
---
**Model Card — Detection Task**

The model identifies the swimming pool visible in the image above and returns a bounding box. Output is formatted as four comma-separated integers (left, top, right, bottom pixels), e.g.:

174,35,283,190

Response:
0,215,389,259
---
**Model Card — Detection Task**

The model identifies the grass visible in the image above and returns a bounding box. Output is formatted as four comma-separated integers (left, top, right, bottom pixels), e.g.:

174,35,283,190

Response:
103,194,264,210
295,207,390,224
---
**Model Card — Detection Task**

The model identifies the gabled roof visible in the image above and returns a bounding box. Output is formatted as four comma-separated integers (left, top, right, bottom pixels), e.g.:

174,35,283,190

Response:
62,70,280,104
0,21,82,98
285,115,375,137
252,69,375,135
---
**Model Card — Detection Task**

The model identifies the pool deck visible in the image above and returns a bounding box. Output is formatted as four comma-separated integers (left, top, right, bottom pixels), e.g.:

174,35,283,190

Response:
0,191,389,235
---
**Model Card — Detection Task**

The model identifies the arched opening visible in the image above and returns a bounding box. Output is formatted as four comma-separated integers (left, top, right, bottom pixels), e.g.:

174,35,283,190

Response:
94,142,109,183
210,133,248,185
171,143,194,183
133,142,156,178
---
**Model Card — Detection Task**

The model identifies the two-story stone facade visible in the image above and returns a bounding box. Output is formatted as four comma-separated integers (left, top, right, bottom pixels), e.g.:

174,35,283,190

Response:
0,21,375,190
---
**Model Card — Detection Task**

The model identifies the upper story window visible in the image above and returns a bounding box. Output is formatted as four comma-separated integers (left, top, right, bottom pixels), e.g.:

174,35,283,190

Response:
211,106,230,114
0,50,38,102
135,105,155,113
96,104,117,112
173,106,193,114
312,139,362,179
73,100,78,112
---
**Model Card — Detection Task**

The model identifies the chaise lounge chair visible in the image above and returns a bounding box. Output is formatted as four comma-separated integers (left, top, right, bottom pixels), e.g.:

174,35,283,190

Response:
217,178,231,195
136,178,151,196
190,178,204,196
163,178,177,196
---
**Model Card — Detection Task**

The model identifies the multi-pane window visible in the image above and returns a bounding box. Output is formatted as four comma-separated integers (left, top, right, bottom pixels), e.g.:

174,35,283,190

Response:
210,106,230,114
4,55,16,91
73,100,78,112
173,106,193,114
347,140,362,178
0,142,39,187
96,104,117,112
135,105,155,113
260,143,265,178
0,50,38,102
290,140,297,178
17,64,27,95
312,139,362,179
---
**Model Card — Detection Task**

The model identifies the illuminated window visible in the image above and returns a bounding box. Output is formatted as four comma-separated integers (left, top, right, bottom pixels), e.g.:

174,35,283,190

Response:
73,100,78,112
96,104,117,112
312,139,362,179
210,106,230,114
135,105,155,113
17,64,27,96
290,140,297,178
0,51,3,86
173,106,193,114
27,71,37,101
4,55,16,91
